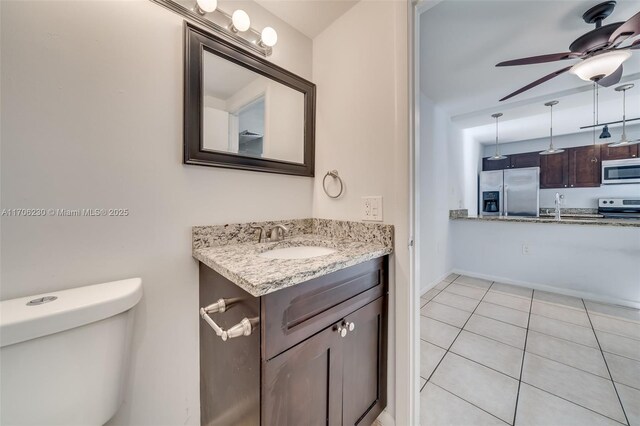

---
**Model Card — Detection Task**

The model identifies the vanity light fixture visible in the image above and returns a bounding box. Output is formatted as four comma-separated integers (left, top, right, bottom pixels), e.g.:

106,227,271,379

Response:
260,27,278,48
487,113,507,161
540,101,564,155
230,9,251,33
609,84,640,148
195,0,217,15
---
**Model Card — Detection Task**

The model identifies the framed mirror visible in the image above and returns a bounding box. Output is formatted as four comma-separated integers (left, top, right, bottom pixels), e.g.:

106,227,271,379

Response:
184,22,316,177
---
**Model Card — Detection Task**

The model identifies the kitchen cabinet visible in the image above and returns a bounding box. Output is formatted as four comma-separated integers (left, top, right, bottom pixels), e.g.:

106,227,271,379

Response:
601,144,639,161
482,156,510,171
540,150,569,188
568,145,601,188
510,152,541,169
199,257,388,426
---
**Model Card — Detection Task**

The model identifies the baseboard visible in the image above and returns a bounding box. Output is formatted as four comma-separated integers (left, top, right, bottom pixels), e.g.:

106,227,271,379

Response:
372,409,395,426
420,270,454,297
451,269,640,310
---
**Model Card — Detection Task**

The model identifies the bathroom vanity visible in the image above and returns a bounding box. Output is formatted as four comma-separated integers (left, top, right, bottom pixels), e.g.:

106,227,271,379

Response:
192,219,393,426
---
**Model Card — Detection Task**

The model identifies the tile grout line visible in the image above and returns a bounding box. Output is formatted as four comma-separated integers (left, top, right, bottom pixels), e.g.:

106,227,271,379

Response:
512,288,534,426
520,381,629,426
427,382,510,425
582,298,631,426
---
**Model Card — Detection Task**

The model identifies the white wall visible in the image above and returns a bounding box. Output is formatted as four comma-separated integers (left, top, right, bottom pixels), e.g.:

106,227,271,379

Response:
482,127,640,208
312,0,409,421
418,95,455,291
452,220,640,307
0,1,313,425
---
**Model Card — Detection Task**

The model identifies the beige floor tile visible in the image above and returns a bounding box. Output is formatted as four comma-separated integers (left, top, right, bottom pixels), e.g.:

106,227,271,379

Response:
597,331,640,362
464,314,527,349
450,330,523,378
443,273,460,283
430,353,519,424
434,280,450,291
420,316,460,350
605,352,640,390
454,275,493,289
522,353,626,423
420,382,507,426
525,331,609,378
490,282,533,300
533,291,585,311
445,282,487,300
531,301,591,327
433,290,481,312
484,291,531,312
421,301,472,328
528,314,599,348
616,383,640,426
590,314,640,341
422,288,440,302
475,301,530,328
421,339,446,380
515,383,621,426
585,301,640,324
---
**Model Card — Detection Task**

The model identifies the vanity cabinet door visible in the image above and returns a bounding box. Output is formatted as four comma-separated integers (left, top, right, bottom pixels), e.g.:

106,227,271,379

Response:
601,144,639,160
568,145,601,188
540,150,569,188
342,297,387,426
483,156,511,171
262,323,343,426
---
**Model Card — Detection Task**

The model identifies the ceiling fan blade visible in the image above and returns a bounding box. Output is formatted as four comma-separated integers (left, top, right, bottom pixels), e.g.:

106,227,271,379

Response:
609,10,640,44
597,65,623,87
499,66,572,102
631,39,640,49
496,52,576,67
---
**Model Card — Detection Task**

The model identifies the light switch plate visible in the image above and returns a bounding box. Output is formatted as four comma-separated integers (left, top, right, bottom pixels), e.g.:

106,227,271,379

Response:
362,196,383,222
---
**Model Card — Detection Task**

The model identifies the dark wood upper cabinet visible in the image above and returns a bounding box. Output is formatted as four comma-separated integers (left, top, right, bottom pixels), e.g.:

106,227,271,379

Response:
510,152,541,169
568,145,601,188
482,156,510,171
601,144,639,161
540,150,569,189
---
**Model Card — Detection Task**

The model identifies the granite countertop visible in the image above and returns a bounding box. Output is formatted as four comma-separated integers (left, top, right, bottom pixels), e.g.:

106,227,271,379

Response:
451,215,640,227
192,219,394,297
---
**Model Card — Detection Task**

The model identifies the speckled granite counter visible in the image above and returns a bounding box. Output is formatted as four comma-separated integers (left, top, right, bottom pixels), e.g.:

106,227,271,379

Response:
192,219,394,297
451,215,640,227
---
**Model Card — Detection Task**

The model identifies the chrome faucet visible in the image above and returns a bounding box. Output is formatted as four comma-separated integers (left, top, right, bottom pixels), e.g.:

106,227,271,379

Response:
268,224,288,242
554,192,564,221
251,224,288,243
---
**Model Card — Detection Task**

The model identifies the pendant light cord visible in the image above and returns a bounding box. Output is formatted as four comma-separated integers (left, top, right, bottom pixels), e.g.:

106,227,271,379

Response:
495,115,499,155
549,103,554,150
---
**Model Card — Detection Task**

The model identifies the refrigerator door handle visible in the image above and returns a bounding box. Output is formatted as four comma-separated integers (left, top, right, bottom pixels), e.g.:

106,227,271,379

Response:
504,184,509,217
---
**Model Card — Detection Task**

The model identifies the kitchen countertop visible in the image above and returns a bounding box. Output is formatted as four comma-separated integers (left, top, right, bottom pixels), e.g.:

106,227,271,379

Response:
193,234,392,297
451,215,640,227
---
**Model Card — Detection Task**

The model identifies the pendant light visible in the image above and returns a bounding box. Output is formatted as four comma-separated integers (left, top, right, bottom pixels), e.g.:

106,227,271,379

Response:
487,113,507,161
599,125,611,139
609,84,640,148
540,100,564,155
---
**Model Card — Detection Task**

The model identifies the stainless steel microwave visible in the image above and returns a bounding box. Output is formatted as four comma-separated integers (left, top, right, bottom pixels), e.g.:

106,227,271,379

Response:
602,158,640,185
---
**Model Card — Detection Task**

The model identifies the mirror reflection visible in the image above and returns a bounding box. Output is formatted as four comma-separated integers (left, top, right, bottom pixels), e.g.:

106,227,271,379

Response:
202,49,305,164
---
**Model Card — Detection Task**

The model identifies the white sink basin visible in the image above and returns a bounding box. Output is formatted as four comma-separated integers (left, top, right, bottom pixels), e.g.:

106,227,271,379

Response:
258,246,337,260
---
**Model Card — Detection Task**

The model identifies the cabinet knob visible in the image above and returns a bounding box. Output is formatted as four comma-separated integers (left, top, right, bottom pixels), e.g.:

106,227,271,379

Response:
336,321,354,337
337,326,347,338
348,322,355,332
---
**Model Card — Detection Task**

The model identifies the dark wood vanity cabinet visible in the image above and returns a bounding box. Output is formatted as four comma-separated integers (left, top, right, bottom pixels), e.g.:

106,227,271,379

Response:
482,156,511,171
199,257,388,426
509,152,540,169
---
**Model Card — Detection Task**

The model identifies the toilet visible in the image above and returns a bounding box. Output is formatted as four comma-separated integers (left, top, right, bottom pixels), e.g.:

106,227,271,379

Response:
1,278,143,425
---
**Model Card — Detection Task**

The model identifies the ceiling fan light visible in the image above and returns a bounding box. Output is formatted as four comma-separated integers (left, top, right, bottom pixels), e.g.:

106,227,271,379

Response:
570,50,632,82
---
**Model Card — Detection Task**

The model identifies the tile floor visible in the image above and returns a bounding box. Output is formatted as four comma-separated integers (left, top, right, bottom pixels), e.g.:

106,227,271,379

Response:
419,274,640,426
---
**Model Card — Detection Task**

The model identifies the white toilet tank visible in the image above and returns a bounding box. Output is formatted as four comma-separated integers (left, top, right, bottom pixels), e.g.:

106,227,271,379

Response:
1,278,143,426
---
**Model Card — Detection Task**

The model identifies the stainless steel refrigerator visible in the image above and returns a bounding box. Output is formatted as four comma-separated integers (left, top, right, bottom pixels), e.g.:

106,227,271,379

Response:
479,167,540,217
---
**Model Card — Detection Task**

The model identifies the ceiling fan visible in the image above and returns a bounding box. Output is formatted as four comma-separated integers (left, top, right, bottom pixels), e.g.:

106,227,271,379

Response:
497,1,640,102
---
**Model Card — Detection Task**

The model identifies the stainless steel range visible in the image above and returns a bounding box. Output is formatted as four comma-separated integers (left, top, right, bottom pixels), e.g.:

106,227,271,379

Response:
598,198,640,219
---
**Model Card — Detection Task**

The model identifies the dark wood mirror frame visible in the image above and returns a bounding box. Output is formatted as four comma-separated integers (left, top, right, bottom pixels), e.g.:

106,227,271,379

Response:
184,22,316,177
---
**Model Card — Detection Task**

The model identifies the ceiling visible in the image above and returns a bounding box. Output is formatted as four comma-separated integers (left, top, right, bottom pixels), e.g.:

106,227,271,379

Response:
254,0,359,38
203,51,260,99
420,0,640,132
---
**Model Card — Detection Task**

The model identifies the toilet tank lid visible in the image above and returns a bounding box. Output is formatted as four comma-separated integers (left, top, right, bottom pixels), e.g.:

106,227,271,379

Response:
1,278,142,348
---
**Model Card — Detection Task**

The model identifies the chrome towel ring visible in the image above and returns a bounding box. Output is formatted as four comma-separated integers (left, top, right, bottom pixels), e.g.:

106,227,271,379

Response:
323,170,344,199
